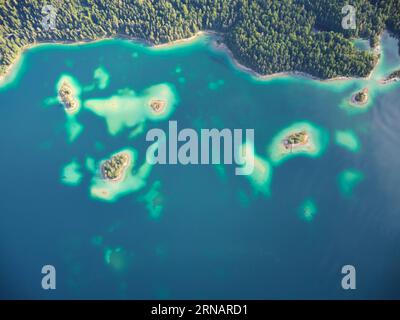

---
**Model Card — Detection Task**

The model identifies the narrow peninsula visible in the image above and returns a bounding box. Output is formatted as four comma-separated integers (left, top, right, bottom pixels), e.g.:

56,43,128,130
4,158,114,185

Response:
380,69,400,84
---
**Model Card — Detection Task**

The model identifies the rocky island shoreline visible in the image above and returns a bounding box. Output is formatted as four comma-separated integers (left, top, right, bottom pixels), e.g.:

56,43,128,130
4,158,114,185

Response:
101,152,131,182
350,88,369,107
58,80,79,113
282,131,310,151
149,99,167,115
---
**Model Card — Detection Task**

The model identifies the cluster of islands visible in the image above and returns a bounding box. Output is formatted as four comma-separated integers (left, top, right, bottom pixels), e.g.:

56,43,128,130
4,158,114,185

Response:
2,1,400,300
95,99,167,184
31,19,399,208
51,71,178,203
6,0,396,211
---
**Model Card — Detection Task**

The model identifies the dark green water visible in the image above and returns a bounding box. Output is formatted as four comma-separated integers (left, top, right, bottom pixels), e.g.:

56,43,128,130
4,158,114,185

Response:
0,33,399,299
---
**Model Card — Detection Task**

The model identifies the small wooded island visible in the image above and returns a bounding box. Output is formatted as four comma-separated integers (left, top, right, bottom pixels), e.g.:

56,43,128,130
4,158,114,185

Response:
283,130,309,150
149,99,167,115
101,152,131,182
351,88,369,106
58,81,78,113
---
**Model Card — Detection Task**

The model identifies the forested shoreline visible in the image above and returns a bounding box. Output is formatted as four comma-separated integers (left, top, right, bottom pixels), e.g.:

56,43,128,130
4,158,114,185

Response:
0,0,399,79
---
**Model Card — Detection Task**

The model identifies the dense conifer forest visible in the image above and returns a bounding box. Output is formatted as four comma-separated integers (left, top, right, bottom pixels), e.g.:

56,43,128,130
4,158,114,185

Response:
0,0,399,79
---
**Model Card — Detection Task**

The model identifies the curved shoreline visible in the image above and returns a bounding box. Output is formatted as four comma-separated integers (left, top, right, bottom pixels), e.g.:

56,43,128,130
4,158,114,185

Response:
210,34,377,82
0,31,380,85
57,78,80,115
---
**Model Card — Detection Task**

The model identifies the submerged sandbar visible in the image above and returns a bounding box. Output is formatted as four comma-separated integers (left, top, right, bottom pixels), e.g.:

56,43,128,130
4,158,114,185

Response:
236,142,273,196
298,198,318,222
84,83,178,135
335,130,361,153
338,169,364,198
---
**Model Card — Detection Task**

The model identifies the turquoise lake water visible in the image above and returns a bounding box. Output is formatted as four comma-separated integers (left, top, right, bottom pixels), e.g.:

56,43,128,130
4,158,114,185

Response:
0,32,400,299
